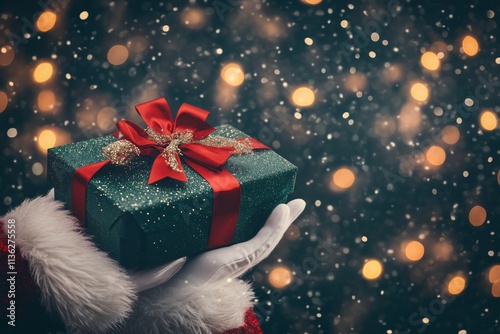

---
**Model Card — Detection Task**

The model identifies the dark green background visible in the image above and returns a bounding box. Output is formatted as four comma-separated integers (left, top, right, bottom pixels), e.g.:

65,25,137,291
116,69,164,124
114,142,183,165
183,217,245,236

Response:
1,1,499,333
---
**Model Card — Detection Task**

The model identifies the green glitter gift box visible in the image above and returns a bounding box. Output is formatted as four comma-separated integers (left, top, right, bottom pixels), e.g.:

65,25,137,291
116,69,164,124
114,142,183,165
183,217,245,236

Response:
47,124,297,269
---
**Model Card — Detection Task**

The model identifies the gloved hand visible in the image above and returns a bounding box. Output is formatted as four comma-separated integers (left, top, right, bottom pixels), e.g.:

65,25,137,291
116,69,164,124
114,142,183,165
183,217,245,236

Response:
131,199,304,291
122,199,305,334
1,190,305,334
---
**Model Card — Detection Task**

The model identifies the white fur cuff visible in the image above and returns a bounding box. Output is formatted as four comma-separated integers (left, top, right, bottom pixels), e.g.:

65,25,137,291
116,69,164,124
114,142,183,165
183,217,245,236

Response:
122,278,255,334
1,192,136,333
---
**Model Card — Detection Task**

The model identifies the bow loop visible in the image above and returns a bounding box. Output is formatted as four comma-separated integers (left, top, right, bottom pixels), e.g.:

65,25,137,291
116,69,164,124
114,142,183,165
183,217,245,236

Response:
135,97,174,135
174,103,215,139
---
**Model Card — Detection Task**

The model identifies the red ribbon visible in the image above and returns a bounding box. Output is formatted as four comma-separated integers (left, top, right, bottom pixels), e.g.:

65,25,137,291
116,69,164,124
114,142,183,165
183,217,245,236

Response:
71,97,268,249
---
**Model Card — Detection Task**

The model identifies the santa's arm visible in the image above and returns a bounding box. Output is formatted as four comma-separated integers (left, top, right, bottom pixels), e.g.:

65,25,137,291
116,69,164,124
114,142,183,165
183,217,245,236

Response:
1,192,136,333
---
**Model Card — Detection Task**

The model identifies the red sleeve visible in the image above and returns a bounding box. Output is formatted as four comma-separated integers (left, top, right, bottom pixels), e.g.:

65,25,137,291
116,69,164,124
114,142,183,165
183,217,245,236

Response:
222,309,263,334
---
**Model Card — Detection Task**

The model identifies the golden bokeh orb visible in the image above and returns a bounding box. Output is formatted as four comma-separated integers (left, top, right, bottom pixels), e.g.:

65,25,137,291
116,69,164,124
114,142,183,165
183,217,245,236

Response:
405,241,425,261
426,145,446,166
332,168,355,189
33,62,54,83
441,125,460,145
488,265,500,283
421,52,440,71
36,11,57,32
447,276,466,295
269,266,292,288
492,281,500,297
362,260,383,280
462,35,479,56
0,91,8,113
37,129,57,151
469,205,487,227
301,0,322,4
107,45,129,66
410,82,429,102
37,90,56,112
479,110,498,131
0,45,15,66
221,63,245,87
291,86,315,107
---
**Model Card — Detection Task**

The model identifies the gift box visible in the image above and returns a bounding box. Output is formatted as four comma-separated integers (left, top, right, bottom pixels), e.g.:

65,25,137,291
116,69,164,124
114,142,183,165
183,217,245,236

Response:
47,99,297,270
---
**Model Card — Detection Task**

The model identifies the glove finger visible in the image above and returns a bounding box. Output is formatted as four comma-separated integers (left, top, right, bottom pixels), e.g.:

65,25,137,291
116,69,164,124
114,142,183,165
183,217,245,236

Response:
212,204,292,281
131,257,186,292
287,199,306,224
174,205,290,286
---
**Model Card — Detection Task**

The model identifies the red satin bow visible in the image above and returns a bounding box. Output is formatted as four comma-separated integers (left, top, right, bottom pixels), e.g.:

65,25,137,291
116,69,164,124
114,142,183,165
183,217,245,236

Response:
118,97,244,184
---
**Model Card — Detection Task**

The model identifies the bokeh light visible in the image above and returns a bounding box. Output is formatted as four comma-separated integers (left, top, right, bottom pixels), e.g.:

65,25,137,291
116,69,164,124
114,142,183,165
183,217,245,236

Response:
488,265,500,283
36,11,57,32
426,145,446,166
420,52,440,71
398,103,422,136
492,281,500,297
33,62,54,83
0,91,8,113
269,266,292,288
447,276,466,295
404,241,425,261
180,7,205,29
0,45,15,66
79,11,89,20
479,110,498,131
362,260,383,280
301,0,322,4
37,129,57,152
332,168,355,189
374,116,396,138
468,205,486,227
221,63,245,86
107,45,129,66
441,125,460,145
410,82,429,102
291,86,315,107
37,90,56,112
462,35,479,56
97,107,117,131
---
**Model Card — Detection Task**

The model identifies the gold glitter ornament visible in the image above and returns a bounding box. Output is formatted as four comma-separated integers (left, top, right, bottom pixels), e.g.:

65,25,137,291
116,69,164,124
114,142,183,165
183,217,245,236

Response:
102,139,141,165
103,128,255,172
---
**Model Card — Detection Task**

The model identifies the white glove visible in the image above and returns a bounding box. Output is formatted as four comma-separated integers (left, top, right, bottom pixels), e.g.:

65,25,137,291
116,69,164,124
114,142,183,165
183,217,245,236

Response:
131,199,304,291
